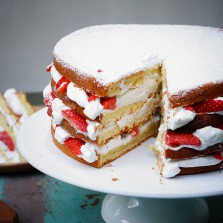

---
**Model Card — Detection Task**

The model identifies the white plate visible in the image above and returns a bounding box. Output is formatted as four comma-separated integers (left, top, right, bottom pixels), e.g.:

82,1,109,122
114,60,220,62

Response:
17,108,223,198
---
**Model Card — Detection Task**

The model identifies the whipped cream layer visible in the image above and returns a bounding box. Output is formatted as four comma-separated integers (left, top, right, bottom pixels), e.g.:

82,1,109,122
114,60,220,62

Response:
167,107,195,130
54,116,159,163
161,152,223,178
165,96,223,131
51,66,160,120
167,126,223,151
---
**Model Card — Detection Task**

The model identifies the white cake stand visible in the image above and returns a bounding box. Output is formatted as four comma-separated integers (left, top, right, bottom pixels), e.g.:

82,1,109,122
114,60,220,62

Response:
17,109,223,223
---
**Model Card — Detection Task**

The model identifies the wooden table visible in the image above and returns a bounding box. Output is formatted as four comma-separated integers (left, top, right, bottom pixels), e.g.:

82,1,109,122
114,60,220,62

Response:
0,171,105,222
1,172,223,223
0,93,223,223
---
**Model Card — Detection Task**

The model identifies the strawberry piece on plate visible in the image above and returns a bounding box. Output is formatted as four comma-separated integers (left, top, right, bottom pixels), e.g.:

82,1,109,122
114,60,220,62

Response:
56,77,70,93
213,152,223,160
61,109,88,132
193,99,223,113
101,97,116,110
0,131,15,151
88,93,98,102
165,130,201,147
64,137,85,155
131,126,139,137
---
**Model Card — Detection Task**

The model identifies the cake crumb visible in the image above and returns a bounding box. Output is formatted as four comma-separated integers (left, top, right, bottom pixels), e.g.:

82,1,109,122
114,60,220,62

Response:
91,198,100,206
159,178,163,185
112,178,119,181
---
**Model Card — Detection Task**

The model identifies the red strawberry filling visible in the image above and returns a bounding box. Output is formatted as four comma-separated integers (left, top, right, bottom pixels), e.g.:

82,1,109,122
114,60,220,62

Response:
44,92,56,116
213,152,223,161
56,77,70,93
165,130,201,147
216,123,223,130
88,93,98,102
184,106,195,112
131,126,139,137
62,109,88,132
192,99,223,113
46,64,53,72
64,137,85,155
0,131,15,151
101,97,116,110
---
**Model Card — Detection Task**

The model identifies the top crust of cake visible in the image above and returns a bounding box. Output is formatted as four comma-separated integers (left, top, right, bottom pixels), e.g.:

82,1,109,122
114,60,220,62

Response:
54,25,223,105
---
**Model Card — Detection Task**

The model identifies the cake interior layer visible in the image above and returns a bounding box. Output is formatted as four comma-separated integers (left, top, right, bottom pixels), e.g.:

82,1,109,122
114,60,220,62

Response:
52,115,160,168
61,96,160,146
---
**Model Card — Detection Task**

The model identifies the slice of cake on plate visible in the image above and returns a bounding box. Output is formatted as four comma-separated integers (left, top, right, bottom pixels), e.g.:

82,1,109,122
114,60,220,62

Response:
0,89,34,164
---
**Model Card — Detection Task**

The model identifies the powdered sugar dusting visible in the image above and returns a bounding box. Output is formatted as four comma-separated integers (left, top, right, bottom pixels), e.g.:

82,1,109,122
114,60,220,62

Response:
54,25,223,95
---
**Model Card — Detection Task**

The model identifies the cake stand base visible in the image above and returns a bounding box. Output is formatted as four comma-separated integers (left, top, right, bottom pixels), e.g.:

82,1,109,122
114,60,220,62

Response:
101,194,209,223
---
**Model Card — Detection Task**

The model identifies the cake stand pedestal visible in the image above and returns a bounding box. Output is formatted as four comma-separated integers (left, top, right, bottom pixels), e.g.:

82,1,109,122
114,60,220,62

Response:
17,109,222,223
101,195,209,223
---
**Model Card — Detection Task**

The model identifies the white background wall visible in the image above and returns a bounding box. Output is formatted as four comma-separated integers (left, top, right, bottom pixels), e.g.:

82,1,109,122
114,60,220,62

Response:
0,0,223,92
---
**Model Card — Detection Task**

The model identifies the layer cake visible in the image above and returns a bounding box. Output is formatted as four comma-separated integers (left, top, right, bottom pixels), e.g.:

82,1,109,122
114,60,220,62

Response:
43,25,223,177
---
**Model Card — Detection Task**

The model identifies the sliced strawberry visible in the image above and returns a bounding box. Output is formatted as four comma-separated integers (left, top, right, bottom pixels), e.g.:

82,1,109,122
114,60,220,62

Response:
64,137,85,155
46,63,53,72
44,92,56,108
216,124,223,130
213,152,223,160
56,77,70,93
61,109,88,132
0,131,15,151
97,69,103,72
88,93,98,102
184,106,195,112
44,92,56,116
131,126,139,137
165,130,201,147
193,99,223,113
101,97,116,110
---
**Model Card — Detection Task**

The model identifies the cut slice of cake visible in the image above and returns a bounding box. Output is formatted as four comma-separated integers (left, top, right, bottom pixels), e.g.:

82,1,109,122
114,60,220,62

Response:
0,89,34,164
44,64,161,167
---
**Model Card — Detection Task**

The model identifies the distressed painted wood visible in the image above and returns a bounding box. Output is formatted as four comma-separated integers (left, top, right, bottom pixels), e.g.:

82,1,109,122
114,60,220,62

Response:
0,172,105,223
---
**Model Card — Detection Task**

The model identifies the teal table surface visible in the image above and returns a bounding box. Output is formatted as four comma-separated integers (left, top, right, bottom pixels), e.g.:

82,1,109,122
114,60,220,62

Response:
0,93,223,223
0,171,223,223
0,171,105,222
